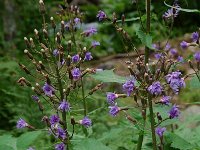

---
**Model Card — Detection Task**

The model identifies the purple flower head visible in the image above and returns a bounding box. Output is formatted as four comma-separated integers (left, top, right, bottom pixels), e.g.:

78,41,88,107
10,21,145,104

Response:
55,143,65,150
168,104,180,119
177,56,184,63
154,53,163,59
17,118,27,129
152,43,159,50
156,127,166,137
180,41,189,49
53,49,59,56
109,105,120,117
58,100,70,112
191,32,199,42
72,54,80,63
71,68,81,80
56,127,66,139
123,79,135,96
31,95,39,102
74,18,80,25
97,10,107,21
194,51,200,62
164,43,171,51
160,96,171,105
84,52,93,61
49,115,60,126
170,48,178,56
79,117,92,128
163,4,180,20
42,83,55,97
166,71,185,94
27,147,35,150
64,21,71,31
106,92,118,105
92,41,100,48
82,27,97,37
148,81,163,96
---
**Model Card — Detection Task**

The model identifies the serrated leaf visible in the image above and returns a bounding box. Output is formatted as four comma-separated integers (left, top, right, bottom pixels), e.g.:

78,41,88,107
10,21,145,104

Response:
90,69,127,83
135,29,153,49
164,1,200,13
16,131,42,150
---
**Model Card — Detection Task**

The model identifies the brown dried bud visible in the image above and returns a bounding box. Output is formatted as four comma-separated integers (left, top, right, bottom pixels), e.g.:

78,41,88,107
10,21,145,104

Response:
17,77,32,87
42,116,50,127
39,61,45,70
18,63,31,75
43,29,48,39
45,74,51,84
50,17,56,29
88,83,103,95
61,21,65,34
39,0,46,14
71,116,76,125
56,32,61,44
121,14,125,25
24,49,33,60
157,112,162,121
29,38,35,48
24,37,30,48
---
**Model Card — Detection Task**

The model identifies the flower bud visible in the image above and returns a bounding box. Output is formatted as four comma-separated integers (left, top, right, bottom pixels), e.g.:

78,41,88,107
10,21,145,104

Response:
24,37,30,48
43,29,48,39
39,0,46,14
24,49,33,60
121,14,125,26
56,32,61,44
50,17,56,29
18,63,31,75
39,61,45,70
61,21,65,34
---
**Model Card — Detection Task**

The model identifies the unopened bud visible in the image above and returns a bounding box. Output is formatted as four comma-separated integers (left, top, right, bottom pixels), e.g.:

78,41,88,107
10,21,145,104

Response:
24,37,30,48
61,21,65,33
50,17,56,29
83,47,86,51
24,49,33,60
56,32,61,44
39,0,46,14
43,29,48,39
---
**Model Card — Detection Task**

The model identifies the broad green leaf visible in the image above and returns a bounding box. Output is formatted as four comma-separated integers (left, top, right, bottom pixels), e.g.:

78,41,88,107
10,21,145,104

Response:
0,134,16,150
135,29,153,49
0,145,15,150
164,1,200,13
16,131,42,150
189,74,200,89
90,69,127,83
73,138,112,150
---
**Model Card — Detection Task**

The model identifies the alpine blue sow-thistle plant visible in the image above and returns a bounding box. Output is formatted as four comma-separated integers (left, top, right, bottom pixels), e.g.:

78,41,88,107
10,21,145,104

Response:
97,1,200,150
17,0,102,149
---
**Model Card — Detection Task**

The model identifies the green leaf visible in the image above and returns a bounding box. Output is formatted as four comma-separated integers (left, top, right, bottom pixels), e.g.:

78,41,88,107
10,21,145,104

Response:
90,69,127,83
0,134,16,150
0,145,15,150
135,28,153,49
189,74,200,89
16,131,42,150
164,1,200,13
73,138,112,150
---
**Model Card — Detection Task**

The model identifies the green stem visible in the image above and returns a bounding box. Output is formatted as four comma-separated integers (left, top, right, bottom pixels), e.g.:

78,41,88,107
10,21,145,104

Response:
81,77,87,116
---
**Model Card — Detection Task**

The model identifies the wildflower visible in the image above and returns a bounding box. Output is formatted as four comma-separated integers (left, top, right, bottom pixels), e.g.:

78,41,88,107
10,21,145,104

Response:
164,43,171,51
148,81,163,96
56,127,66,139
122,79,135,96
74,18,80,25
58,100,70,112
191,32,199,42
160,96,171,105
168,105,180,119
170,48,177,56
92,41,100,48
17,118,27,129
152,43,159,50
42,83,55,97
53,49,59,56
109,105,120,117
163,4,180,20
180,41,189,49
106,92,118,104
96,10,107,21
156,127,166,137
55,143,65,150
177,56,184,62
31,95,39,102
71,68,81,80
82,27,97,37
154,53,163,59
72,54,80,63
194,51,200,62
84,52,93,61
27,147,35,150
166,71,185,94
79,117,92,128
49,115,60,126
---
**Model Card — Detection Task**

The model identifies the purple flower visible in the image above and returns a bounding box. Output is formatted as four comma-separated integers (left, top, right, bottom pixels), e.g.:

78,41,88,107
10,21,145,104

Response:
56,127,66,139
163,4,180,19
58,100,70,112
96,10,107,21
79,117,92,128
82,27,97,37
49,115,60,126
84,52,93,61
154,53,163,59
71,68,81,80
164,43,171,51
92,41,100,48
123,79,135,96
177,56,184,62
106,92,118,104
74,18,80,25
55,143,65,150
17,118,27,129
72,54,80,63
168,105,180,119
194,51,200,62
156,127,166,137
152,43,159,50
53,49,59,56
170,48,178,56
42,83,55,97
31,95,39,102
65,22,70,31
160,96,171,105
148,81,163,96
27,147,35,150
180,41,189,49
191,32,199,42
109,105,120,117
166,71,185,94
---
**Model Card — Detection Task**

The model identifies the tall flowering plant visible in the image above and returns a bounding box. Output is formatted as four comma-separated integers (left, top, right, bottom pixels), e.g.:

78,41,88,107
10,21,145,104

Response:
17,0,102,149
